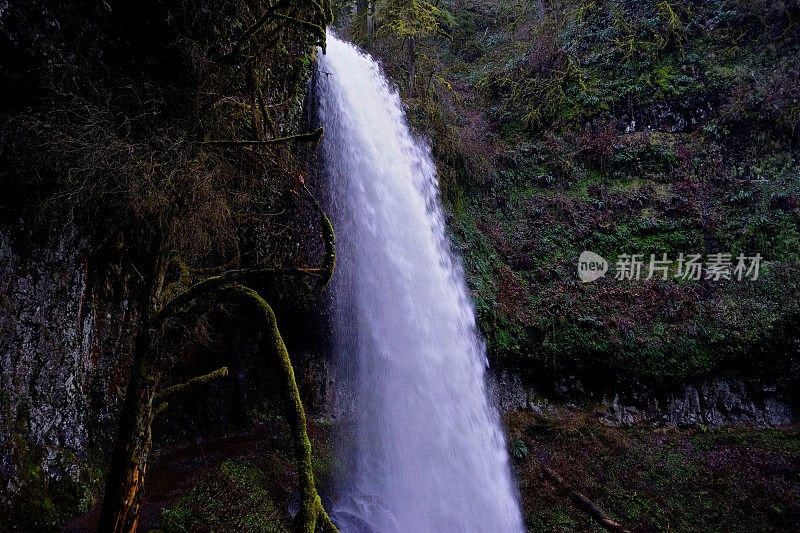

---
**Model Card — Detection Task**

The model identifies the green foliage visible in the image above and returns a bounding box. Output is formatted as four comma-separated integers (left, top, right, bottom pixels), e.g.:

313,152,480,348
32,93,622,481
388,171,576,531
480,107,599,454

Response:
162,461,289,533
510,437,529,461
377,0,449,40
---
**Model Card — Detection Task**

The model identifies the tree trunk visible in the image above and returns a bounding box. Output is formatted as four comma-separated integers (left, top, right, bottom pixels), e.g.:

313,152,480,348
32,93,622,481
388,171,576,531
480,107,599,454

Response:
356,0,370,43
96,205,335,531
97,329,157,533
407,36,416,95
369,1,375,40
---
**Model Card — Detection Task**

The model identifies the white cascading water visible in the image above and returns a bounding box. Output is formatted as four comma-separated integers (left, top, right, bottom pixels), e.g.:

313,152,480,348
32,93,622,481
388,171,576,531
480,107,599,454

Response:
317,32,524,533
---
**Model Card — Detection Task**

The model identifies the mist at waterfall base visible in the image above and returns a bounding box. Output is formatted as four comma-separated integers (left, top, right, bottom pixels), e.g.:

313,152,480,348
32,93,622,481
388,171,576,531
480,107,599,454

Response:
317,33,524,533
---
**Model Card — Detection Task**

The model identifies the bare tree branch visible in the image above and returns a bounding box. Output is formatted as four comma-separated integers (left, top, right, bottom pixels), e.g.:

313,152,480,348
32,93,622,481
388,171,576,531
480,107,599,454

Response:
202,127,323,146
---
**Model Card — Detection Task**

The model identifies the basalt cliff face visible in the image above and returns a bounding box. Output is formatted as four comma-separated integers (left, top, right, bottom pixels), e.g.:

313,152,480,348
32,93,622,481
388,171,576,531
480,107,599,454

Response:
495,371,794,427
0,228,138,527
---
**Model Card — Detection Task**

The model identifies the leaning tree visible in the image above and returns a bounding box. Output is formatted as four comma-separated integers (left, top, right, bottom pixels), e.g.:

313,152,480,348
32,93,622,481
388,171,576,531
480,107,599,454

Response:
91,0,339,531
97,185,338,532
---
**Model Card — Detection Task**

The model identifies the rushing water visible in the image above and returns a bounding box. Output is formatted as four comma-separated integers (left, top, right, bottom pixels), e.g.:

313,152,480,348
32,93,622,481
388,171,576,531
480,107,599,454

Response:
317,33,524,533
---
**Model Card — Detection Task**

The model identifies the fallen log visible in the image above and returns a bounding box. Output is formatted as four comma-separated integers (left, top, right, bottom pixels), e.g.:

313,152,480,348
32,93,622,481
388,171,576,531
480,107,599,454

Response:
540,462,633,533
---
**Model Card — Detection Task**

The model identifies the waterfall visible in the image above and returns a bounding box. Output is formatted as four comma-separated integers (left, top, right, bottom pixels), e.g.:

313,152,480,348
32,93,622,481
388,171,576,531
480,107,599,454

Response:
317,32,524,533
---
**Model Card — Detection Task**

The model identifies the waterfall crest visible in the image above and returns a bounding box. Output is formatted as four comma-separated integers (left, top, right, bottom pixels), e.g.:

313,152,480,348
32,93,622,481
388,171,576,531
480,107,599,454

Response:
318,32,524,533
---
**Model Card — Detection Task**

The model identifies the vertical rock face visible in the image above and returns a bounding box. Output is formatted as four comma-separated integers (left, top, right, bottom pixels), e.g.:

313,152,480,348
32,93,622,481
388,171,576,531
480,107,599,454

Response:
494,370,795,427
604,381,796,427
0,224,138,518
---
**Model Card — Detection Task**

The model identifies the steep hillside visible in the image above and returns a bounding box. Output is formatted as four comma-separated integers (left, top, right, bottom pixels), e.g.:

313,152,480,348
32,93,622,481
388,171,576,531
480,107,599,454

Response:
347,0,800,398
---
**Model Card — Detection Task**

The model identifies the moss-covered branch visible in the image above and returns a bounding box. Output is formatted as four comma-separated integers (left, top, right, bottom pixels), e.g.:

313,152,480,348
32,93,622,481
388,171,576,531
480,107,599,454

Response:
153,267,323,328
155,367,229,402
220,284,338,533
152,402,169,417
